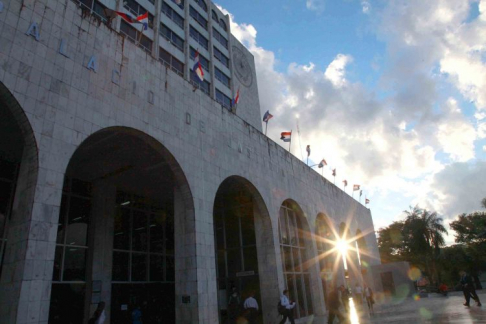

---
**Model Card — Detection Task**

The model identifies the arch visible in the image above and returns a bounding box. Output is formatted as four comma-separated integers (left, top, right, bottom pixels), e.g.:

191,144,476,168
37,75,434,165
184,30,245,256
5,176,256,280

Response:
212,175,278,324
278,199,316,319
0,81,39,322
195,0,207,12
315,213,336,306
211,9,218,23
219,19,227,31
49,126,195,324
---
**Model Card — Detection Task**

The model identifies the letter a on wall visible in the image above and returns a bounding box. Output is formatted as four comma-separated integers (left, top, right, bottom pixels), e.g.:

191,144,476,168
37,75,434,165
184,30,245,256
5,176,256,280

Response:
87,56,97,73
26,22,40,41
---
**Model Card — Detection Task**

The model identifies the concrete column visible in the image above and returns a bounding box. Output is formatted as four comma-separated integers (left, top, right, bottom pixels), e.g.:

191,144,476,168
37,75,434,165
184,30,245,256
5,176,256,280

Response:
253,202,279,323
174,186,200,323
84,182,116,323
0,160,61,324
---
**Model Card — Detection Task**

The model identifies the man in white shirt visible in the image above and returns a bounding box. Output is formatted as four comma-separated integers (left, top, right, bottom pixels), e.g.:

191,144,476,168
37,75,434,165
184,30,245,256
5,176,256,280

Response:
243,290,259,324
279,289,296,324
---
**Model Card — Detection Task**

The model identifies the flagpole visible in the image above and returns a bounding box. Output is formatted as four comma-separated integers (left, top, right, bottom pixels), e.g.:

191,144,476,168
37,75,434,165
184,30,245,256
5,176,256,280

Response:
289,130,292,152
265,121,268,136
333,175,335,185
352,191,354,199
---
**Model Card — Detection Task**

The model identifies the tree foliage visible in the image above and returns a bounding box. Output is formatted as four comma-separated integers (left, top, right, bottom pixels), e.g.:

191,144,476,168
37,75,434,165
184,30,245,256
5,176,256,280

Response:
450,212,486,244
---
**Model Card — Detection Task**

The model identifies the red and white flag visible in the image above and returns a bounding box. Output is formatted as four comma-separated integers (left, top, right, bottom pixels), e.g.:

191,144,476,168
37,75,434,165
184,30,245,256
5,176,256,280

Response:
318,159,327,168
332,168,336,176
280,132,292,142
306,145,311,157
365,198,370,204
353,184,360,191
193,49,204,82
343,180,348,187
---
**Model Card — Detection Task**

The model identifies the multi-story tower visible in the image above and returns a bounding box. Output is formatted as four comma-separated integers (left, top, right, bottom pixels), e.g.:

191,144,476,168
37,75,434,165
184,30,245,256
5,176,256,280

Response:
0,0,381,323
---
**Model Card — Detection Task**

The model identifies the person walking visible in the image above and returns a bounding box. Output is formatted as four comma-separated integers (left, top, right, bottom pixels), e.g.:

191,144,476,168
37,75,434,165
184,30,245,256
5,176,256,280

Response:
279,289,296,324
227,286,241,323
327,285,345,324
88,302,106,324
461,271,482,307
354,283,363,305
364,284,374,315
340,285,350,313
243,291,259,324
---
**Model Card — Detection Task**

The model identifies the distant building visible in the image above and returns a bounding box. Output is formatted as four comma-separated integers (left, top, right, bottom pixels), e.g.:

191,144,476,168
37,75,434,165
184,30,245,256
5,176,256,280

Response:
0,0,381,323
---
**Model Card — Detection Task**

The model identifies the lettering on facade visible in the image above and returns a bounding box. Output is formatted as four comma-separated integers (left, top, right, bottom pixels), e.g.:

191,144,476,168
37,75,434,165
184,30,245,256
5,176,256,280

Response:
148,90,154,104
87,56,97,72
25,22,40,41
185,113,191,125
59,39,69,57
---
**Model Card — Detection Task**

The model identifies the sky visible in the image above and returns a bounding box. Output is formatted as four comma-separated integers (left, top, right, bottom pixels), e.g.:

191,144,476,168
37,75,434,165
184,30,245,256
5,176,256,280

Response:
215,0,486,244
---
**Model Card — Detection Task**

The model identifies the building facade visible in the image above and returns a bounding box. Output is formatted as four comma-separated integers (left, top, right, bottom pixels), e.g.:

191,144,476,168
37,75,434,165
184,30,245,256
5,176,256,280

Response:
0,0,381,323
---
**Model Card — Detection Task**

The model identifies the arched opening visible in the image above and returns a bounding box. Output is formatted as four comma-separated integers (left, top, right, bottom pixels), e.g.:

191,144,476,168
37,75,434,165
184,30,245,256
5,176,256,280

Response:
278,200,314,319
315,214,335,306
0,82,38,273
49,127,193,324
356,229,369,276
213,176,278,324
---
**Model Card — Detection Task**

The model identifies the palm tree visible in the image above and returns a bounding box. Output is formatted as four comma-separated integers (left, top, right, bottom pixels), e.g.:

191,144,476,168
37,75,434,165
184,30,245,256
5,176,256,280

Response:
403,206,448,284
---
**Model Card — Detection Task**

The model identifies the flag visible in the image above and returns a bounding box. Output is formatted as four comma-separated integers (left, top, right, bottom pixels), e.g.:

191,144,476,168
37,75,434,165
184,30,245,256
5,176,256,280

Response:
353,184,360,191
192,50,204,82
332,168,336,176
360,190,363,197
280,132,291,142
343,180,347,187
174,0,182,4
105,9,143,26
232,88,240,107
136,12,149,30
365,198,370,204
306,145,311,157
318,159,327,168
263,110,273,122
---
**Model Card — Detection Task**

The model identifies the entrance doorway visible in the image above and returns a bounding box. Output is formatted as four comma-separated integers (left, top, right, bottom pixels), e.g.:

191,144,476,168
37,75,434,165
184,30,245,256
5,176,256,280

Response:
381,271,396,296
213,177,267,323
49,127,189,324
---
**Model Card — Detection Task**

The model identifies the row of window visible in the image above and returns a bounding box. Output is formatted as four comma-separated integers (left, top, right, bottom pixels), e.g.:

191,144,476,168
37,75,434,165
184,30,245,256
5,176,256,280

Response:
120,20,153,54
211,9,227,31
124,0,155,29
159,48,184,77
216,89,232,108
213,46,229,68
162,1,184,29
213,27,228,49
215,67,230,88
160,23,185,52
190,25,209,50
190,5,208,29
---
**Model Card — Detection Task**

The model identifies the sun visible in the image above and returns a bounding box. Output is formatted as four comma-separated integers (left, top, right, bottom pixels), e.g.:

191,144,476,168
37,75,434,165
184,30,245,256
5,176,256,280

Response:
336,239,348,256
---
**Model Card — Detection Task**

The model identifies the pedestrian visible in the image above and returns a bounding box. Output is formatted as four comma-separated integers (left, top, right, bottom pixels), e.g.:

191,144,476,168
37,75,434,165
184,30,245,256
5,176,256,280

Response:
460,271,482,307
354,283,363,305
132,306,143,324
88,301,106,324
364,284,374,314
228,286,241,323
340,285,350,313
243,291,259,324
327,285,345,324
279,289,296,324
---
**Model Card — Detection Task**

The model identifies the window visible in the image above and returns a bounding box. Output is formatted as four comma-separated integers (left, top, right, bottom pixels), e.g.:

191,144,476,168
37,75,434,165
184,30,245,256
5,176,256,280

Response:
160,23,185,52
112,191,175,283
279,202,314,319
213,27,228,49
213,46,229,68
123,0,154,29
190,26,209,50
53,177,92,282
212,10,219,23
170,0,184,9
190,47,209,71
190,6,208,29
219,19,227,31
215,67,230,88
120,20,153,53
194,0,207,12
159,48,185,77
77,0,108,22
191,71,211,95
161,2,184,29
216,89,232,108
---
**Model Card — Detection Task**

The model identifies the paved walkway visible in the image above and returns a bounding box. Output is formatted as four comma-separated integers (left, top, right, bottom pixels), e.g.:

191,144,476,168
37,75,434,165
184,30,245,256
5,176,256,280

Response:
348,291,486,324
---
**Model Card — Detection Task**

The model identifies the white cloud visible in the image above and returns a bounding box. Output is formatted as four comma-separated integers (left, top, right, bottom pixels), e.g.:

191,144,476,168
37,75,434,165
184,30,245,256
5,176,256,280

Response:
361,1,371,14
324,54,353,88
306,0,326,13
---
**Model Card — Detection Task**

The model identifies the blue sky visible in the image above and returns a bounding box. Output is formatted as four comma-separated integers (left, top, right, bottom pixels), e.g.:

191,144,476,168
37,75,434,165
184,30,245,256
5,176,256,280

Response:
216,0,486,243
